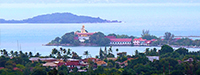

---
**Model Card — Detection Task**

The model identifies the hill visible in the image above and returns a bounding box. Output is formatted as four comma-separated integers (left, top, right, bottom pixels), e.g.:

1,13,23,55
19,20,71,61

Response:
0,12,121,23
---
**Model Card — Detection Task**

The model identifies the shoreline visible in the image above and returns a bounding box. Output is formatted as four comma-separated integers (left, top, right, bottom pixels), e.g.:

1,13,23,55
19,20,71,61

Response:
44,44,200,49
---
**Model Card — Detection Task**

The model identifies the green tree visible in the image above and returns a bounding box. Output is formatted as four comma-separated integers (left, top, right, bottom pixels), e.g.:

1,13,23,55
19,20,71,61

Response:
160,45,173,55
99,48,104,60
72,67,78,73
5,60,16,70
164,32,174,44
31,67,47,75
89,32,110,46
84,50,89,58
60,32,75,44
175,47,188,55
48,68,58,75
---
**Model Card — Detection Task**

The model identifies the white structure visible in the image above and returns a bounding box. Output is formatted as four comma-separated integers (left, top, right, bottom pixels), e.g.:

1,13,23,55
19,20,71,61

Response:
146,56,159,62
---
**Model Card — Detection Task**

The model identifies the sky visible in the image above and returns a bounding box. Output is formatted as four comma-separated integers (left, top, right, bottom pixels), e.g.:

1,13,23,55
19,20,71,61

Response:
0,0,200,3
0,0,200,21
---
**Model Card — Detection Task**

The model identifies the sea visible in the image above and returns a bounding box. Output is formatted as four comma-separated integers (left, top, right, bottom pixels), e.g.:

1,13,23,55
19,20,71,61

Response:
0,3,200,57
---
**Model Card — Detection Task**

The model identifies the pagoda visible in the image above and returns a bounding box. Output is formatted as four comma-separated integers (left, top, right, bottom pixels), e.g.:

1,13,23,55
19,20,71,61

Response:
75,25,96,42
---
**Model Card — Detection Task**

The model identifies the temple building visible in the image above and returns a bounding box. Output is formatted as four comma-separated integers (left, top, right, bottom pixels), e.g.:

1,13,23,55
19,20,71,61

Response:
75,25,96,42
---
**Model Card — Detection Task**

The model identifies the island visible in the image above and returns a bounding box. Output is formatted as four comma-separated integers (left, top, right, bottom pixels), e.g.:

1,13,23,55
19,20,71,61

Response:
46,25,200,48
0,12,121,23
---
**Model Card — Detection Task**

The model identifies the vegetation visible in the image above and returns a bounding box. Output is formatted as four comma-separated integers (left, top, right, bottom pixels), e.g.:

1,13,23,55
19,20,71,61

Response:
48,30,200,47
1,45,200,75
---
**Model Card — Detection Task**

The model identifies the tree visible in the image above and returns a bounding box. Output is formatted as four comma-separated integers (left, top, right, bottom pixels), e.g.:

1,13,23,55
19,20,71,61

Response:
164,32,174,44
141,29,149,37
160,45,173,55
72,67,78,73
108,46,112,54
89,32,110,46
107,33,117,37
58,65,69,74
175,47,188,55
35,52,40,57
60,32,75,44
31,67,47,75
135,50,139,55
2,49,8,56
29,52,33,57
145,48,150,55
99,48,104,60
48,68,58,75
116,48,119,53
71,52,80,59
5,60,16,70
10,50,14,57
84,51,89,58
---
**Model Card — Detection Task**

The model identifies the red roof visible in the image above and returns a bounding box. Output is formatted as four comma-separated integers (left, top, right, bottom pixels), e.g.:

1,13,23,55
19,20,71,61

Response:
151,39,157,41
133,38,146,41
145,40,152,44
110,38,132,42
76,33,95,35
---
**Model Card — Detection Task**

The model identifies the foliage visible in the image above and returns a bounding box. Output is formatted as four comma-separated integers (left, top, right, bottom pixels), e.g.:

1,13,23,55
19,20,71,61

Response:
89,32,110,46
159,44,173,55
31,66,47,75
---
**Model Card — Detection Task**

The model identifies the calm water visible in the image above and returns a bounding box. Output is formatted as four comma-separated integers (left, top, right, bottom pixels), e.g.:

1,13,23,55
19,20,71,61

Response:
0,3,200,57
0,24,200,57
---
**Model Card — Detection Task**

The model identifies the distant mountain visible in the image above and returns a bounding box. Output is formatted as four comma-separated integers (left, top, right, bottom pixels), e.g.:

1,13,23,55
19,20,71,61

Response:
0,13,121,23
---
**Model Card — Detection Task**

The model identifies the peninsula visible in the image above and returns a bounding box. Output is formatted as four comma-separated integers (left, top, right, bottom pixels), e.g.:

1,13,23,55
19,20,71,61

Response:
0,12,121,23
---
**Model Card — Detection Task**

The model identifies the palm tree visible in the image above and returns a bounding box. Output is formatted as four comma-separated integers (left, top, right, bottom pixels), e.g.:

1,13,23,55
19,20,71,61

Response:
116,48,119,53
29,52,33,57
52,48,58,55
0,50,3,55
135,50,139,55
60,47,63,54
83,50,89,58
67,48,71,56
10,50,14,57
3,49,8,56
63,49,66,54
108,46,112,54
25,52,28,57
35,52,40,57
14,51,18,57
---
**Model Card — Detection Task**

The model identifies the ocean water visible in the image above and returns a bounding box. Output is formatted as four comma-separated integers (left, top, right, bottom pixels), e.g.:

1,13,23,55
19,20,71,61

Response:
0,3,200,57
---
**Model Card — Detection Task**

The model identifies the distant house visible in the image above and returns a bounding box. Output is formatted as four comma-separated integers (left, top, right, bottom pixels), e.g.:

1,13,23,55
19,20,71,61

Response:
123,58,136,66
117,52,127,57
57,59,88,70
109,38,132,46
29,57,57,62
107,58,117,61
133,38,157,46
184,58,194,63
42,62,57,67
65,61,87,70
95,61,107,66
133,38,147,46
146,56,159,62
82,58,100,63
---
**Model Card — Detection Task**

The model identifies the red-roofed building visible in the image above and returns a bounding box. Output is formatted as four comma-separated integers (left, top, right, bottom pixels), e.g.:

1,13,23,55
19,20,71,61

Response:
109,38,132,46
65,61,87,69
133,38,147,46
57,59,88,70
